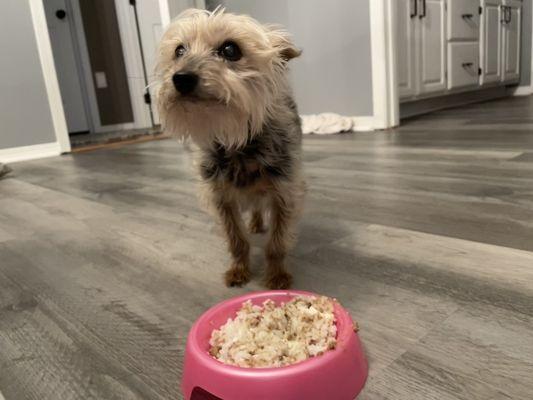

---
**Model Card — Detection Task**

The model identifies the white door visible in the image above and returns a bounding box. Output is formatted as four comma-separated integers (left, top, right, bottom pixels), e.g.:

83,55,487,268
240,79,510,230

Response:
480,0,503,85
397,0,418,99
132,0,164,125
418,0,447,94
44,0,90,133
502,1,521,82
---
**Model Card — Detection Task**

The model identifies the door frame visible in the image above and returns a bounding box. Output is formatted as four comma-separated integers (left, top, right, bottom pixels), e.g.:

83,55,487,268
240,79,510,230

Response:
370,0,400,129
30,0,158,152
29,0,71,153
114,0,154,131
514,0,533,95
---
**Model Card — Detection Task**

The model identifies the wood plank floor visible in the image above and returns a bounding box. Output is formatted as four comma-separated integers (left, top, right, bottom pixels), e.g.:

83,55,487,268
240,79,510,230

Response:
1,96,533,399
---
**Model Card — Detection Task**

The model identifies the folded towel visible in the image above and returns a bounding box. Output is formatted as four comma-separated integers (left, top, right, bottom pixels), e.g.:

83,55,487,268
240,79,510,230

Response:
301,113,354,135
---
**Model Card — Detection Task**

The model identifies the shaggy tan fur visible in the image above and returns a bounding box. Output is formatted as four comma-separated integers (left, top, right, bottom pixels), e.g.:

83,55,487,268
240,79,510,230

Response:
155,8,305,289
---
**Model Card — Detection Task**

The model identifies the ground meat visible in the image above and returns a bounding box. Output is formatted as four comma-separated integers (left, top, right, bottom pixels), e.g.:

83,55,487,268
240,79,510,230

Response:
209,296,337,368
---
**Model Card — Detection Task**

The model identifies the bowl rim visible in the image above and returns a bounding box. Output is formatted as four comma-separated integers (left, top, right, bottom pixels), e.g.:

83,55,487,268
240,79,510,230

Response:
187,290,357,376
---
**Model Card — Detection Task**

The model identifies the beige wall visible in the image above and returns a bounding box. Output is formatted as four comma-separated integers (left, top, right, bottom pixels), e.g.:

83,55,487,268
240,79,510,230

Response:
0,1,57,150
176,0,374,117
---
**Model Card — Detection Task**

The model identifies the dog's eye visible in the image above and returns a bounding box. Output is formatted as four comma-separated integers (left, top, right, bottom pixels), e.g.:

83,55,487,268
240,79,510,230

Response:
218,41,242,62
175,45,187,58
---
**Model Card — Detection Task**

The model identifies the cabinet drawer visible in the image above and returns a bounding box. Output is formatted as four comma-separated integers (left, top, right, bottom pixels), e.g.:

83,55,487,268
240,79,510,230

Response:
448,43,480,89
448,0,480,40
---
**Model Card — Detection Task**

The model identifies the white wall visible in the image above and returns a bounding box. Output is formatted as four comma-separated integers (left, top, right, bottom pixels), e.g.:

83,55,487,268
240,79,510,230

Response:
168,0,199,20
171,0,375,117
287,0,373,116
0,1,58,150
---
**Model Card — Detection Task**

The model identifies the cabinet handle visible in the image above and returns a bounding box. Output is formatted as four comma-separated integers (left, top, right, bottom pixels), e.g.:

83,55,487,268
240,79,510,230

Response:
419,0,426,19
507,7,512,23
410,0,418,18
462,14,474,19
462,62,474,68
501,6,508,24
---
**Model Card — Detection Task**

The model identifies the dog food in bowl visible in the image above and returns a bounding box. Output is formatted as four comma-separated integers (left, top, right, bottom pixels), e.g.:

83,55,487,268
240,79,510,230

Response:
209,296,337,368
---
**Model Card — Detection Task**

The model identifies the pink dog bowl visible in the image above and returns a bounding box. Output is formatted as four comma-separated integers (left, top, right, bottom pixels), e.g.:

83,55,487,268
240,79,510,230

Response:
182,290,368,400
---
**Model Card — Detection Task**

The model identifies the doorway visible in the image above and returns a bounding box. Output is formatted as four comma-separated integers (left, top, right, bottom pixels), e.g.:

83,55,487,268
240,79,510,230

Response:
43,0,163,148
44,0,91,134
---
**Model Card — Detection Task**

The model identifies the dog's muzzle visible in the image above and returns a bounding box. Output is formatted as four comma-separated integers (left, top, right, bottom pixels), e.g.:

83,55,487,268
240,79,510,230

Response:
172,73,199,95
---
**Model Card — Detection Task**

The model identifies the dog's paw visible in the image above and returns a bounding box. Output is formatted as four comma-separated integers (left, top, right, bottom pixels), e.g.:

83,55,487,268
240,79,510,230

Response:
265,271,293,290
225,266,251,287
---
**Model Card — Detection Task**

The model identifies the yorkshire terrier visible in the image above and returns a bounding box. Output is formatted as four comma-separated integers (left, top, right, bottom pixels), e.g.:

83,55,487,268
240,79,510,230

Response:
155,8,305,289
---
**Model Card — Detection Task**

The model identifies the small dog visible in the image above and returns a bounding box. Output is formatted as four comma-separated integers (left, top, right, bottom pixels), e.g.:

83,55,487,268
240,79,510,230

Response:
155,8,305,289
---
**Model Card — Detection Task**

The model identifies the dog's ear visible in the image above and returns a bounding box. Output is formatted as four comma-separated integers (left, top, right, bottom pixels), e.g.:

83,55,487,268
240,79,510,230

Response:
266,26,302,62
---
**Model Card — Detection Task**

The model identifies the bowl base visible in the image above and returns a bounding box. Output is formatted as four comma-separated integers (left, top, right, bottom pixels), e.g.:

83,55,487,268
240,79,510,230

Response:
191,387,223,400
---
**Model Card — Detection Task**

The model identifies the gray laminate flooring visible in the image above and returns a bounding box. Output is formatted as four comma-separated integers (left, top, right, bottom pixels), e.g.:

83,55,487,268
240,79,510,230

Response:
1,96,533,399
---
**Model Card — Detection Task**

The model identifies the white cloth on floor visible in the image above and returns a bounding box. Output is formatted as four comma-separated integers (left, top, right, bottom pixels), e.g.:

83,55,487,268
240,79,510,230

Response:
301,113,354,135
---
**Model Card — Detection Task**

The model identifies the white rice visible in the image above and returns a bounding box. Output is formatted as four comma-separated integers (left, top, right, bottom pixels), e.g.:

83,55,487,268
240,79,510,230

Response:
209,296,337,368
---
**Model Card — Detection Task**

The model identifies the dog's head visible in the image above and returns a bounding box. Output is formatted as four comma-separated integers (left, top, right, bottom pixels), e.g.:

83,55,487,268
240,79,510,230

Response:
155,8,300,148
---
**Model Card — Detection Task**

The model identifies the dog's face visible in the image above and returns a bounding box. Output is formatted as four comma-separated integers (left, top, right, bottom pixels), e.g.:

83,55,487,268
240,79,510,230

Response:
155,9,300,148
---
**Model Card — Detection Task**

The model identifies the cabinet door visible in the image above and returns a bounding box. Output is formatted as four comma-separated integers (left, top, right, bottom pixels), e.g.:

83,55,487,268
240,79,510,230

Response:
480,0,503,85
502,2,521,82
419,0,447,94
397,0,418,98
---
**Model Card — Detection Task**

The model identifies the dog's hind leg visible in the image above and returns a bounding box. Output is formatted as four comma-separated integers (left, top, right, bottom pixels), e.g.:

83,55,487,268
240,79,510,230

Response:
216,199,252,287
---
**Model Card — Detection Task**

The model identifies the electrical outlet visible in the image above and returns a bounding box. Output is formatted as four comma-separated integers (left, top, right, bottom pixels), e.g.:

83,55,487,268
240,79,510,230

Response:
95,71,108,89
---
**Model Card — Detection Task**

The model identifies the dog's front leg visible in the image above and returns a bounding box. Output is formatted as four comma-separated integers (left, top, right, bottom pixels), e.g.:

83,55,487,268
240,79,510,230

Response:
265,190,295,289
216,198,251,287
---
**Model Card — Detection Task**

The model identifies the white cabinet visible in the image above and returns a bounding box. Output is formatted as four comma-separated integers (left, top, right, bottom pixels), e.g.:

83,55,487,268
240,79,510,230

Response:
502,0,521,82
397,0,447,99
448,43,480,89
399,0,522,102
397,0,418,98
480,0,521,85
480,0,503,84
419,0,447,94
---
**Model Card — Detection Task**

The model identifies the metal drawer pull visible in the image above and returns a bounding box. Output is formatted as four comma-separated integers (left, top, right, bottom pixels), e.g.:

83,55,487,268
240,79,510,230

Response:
419,0,426,18
501,6,509,24
410,0,418,18
462,14,474,19
462,62,474,68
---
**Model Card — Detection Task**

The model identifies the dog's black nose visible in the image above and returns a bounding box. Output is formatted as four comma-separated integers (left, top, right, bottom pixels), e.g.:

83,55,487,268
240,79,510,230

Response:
172,73,198,95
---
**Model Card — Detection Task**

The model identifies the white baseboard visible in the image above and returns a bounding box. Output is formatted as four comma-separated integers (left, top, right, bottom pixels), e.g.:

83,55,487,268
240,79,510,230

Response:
513,86,533,96
352,116,376,131
0,142,62,164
